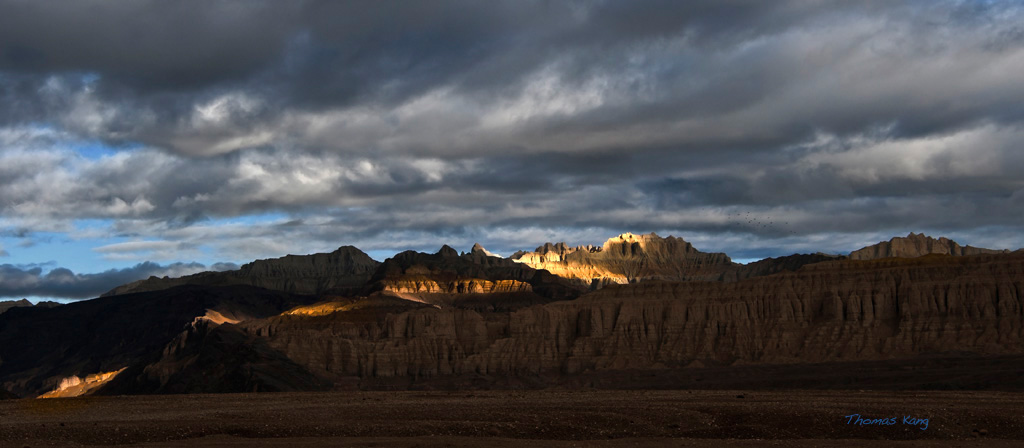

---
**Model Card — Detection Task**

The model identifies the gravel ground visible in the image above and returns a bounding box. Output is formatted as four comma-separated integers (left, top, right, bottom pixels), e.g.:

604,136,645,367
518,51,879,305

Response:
1,390,1022,447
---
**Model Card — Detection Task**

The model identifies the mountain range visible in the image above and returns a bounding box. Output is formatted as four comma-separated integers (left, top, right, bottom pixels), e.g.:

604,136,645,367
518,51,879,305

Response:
2,232,1022,398
0,299,61,315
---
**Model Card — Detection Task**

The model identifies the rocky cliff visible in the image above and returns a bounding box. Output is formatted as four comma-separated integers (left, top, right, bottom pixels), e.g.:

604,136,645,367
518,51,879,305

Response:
364,245,583,307
849,233,1009,260
511,232,735,288
103,246,381,297
216,252,1024,388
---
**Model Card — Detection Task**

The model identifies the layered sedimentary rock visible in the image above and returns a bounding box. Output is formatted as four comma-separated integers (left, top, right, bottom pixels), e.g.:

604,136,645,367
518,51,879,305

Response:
103,246,381,296
233,253,1024,385
511,232,735,288
365,245,583,307
283,294,432,317
849,233,1009,260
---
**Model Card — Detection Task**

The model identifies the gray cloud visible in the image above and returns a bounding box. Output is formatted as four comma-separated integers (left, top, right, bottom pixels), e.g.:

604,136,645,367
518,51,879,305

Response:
0,0,1022,268
0,261,239,300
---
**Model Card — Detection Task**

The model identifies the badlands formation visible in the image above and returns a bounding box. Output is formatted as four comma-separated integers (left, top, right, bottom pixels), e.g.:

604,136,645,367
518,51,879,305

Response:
1,232,1023,398
510,232,734,287
848,232,1011,260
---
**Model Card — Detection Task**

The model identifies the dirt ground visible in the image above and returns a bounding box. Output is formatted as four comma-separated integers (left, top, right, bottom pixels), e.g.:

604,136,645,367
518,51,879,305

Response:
1,390,1022,447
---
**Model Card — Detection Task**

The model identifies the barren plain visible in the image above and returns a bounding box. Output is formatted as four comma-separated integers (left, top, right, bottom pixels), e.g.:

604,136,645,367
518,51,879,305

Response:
2,389,1023,447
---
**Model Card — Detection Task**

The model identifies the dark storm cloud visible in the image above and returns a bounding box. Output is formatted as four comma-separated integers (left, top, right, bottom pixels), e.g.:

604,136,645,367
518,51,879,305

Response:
3,0,1017,156
0,261,239,300
0,0,1023,271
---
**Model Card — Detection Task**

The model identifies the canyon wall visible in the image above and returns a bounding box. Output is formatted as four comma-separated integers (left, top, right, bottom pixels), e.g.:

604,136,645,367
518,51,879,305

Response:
236,253,1024,384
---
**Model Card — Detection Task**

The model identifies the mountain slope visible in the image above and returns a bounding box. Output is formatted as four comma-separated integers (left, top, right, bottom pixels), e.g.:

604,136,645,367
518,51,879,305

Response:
99,319,332,395
718,253,846,282
0,285,320,397
0,299,61,315
849,233,1009,260
103,246,381,297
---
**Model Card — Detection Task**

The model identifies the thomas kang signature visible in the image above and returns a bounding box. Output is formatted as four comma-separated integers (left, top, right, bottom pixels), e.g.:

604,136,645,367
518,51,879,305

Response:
845,414,929,430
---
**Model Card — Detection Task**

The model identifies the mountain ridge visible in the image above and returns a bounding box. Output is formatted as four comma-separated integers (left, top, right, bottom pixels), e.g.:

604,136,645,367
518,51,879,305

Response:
98,232,1014,298
103,246,380,297
2,231,1023,397
849,232,1009,260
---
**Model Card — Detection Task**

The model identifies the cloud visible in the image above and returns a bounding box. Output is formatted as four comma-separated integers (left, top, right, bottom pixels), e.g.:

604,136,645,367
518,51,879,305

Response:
0,261,239,300
0,1,1022,264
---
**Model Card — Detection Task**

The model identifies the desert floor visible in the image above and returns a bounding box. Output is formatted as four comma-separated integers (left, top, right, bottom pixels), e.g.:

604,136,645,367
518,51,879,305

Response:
1,390,1022,447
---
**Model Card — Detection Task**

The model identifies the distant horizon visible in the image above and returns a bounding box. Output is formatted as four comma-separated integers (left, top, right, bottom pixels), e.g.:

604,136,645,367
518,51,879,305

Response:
5,229,1019,304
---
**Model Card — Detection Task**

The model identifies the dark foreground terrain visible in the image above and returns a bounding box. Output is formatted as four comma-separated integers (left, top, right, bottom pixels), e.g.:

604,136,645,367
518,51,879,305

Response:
1,390,1022,447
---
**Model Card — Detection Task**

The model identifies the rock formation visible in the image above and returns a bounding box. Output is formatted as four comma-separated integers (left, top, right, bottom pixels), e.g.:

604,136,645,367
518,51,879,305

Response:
511,232,735,288
849,233,1009,260
3,232,1022,396
225,252,1024,388
103,246,381,297
470,243,499,258
37,368,126,398
0,285,320,397
365,245,583,308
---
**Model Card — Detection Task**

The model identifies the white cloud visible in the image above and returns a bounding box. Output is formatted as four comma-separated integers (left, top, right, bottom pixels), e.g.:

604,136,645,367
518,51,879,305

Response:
800,124,1022,183
93,240,181,253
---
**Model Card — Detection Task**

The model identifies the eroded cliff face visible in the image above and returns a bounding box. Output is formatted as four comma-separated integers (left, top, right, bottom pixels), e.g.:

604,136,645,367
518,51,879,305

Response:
849,233,1010,260
364,245,583,306
235,253,1024,384
511,233,735,288
104,246,381,296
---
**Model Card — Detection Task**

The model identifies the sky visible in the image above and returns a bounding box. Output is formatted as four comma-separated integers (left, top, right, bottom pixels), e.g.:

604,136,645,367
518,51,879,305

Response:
1,0,1023,301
